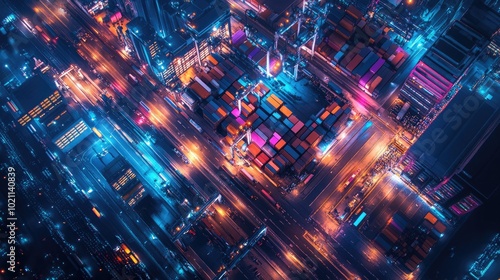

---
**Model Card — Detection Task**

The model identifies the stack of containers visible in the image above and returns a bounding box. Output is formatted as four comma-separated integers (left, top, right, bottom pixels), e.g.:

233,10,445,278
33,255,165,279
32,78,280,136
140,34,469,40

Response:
264,161,280,176
352,51,380,80
238,41,253,56
207,55,219,66
293,148,316,174
339,43,362,69
271,155,288,172
198,72,221,95
202,98,229,129
231,29,247,47
369,63,395,96
190,79,211,100
254,82,270,97
387,47,408,70
383,44,399,61
252,49,266,65
244,45,256,58
254,152,270,168
359,58,385,88
246,142,261,158
221,91,235,106
248,47,261,60
231,101,255,120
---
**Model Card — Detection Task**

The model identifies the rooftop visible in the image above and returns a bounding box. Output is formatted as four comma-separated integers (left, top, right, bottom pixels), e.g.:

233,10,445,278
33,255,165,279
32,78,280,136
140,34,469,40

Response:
409,87,500,180
127,17,157,43
461,1,500,39
259,0,301,15
180,0,230,37
12,74,58,112
453,123,500,200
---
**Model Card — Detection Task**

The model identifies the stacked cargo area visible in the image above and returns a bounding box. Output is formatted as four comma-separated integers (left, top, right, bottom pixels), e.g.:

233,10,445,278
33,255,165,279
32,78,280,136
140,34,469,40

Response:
181,53,353,177
374,212,444,273
318,5,408,97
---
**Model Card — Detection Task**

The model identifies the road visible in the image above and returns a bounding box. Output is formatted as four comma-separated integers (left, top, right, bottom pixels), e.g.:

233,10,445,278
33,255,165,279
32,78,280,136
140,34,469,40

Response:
3,0,459,278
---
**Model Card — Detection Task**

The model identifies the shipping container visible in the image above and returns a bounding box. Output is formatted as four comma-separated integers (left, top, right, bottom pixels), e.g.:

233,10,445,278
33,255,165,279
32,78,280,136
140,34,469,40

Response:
433,221,446,234
284,145,300,160
281,150,296,164
405,260,418,272
191,82,210,99
383,227,398,243
352,52,379,78
306,131,321,146
247,142,261,158
424,213,438,225
264,161,280,176
291,121,304,134
346,54,364,72
254,152,270,168
274,139,286,151
293,158,308,174
262,144,277,158
375,235,392,252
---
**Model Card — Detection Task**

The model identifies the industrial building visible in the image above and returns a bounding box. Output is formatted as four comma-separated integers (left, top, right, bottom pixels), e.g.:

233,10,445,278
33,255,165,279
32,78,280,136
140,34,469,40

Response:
401,86,500,216
6,74,95,153
126,17,161,69
103,156,147,207
126,0,231,84
52,118,93,153
11,74,66,127
398,1,499,115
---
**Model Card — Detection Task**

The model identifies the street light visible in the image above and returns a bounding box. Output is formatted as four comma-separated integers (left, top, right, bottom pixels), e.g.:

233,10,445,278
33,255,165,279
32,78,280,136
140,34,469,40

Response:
4,64,15,77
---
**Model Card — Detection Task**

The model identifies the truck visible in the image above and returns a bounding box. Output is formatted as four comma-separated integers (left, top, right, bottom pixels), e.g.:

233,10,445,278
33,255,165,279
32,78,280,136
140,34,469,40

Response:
127,74,139,85
139,101,150,113
164,96,182,114
261,189,283,211
240,168,256,184
328,81,343,96
189,119,203,133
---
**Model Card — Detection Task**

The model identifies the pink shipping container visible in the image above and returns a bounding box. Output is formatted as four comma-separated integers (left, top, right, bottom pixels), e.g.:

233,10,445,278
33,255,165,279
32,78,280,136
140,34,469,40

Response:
251,132,266,148
291,121,304,134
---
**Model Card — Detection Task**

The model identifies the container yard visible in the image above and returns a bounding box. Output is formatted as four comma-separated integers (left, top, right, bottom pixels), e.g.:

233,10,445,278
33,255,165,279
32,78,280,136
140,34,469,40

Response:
317,5,408,97
182,52,353,178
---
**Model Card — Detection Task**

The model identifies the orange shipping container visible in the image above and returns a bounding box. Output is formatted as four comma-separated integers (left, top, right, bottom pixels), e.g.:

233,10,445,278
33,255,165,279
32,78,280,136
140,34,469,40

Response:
346,54,363,72
268,161,280,171
191,82,210,99
424,213,437,224
275,139,286,151
268,98,281,109
330,105,341,115
280,106,292,117
207,55,219,66
320,110,330,120
270,94,283,107
247,143,261,158
222,91,235,104
368,76,383,92
216,107,227,117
